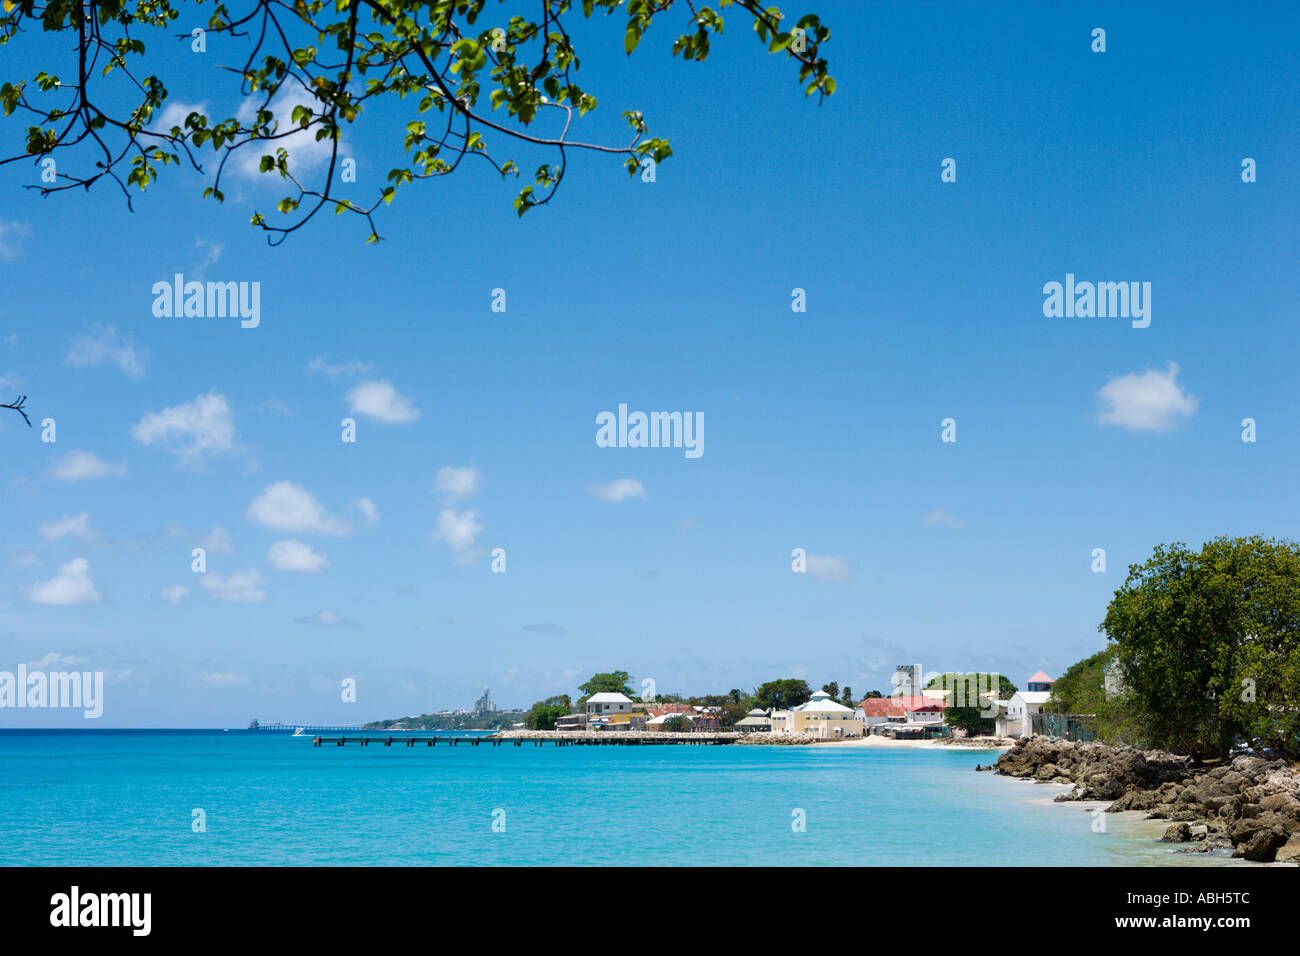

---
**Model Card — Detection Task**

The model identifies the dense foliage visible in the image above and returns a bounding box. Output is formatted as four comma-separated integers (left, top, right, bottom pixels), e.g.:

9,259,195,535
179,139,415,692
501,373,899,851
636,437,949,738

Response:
1101,536,1300,760
927,672,1017,737
577,670,634,704
753,678,810,711
1046,647,1114,715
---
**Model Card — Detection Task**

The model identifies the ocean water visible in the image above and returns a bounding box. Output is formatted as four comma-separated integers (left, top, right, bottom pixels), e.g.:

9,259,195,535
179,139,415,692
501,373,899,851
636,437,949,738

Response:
0,731,1245,866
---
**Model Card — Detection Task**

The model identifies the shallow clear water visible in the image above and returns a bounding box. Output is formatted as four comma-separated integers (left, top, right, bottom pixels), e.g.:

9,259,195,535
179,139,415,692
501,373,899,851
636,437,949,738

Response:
0,731,1246,866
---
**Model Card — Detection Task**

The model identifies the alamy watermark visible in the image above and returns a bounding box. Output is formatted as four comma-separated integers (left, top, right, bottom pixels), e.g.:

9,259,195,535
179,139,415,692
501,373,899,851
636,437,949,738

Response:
0,664,103,717
151,273,261,328
596,403,703,459
1042,273,1150,328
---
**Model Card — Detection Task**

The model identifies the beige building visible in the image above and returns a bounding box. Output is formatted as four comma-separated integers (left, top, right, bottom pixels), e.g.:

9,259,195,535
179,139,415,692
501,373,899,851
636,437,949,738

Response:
770,689,864,738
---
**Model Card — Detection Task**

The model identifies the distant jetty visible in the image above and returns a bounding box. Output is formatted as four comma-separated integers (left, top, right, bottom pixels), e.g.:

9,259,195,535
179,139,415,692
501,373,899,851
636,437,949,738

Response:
248,721,366,733
310,730,743,747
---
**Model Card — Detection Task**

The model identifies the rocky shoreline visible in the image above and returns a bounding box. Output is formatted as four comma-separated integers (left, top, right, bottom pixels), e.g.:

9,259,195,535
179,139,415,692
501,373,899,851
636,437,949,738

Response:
985,736,1300,863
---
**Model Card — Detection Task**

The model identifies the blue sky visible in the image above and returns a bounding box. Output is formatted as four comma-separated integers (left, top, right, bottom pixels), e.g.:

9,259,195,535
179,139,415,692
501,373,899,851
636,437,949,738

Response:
1,1,1297,726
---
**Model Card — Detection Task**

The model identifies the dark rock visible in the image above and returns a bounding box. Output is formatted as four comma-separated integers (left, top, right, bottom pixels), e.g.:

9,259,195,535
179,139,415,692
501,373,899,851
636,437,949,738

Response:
1276,835,1300,864
1161,822,1192,843
1236,827,1287,862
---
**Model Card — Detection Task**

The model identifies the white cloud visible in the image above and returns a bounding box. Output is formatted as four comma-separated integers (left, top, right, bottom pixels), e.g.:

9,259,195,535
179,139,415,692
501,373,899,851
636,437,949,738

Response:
267,539,328,573
587,478,646,503
434,465,481,501
28,651,88,669
65,325,146,379
0,221,32,261
805,553,849,583
296,609,359,627
50,450,127,482
193,236,223,279
201,569,267,603
153,100,208,137
39,512,93,541
132,391,235,464
234,88,345,179
201,526,234,555
246,481,349,535
159,584,192,606
346,381,419,423
10,550,41,567
355,497,380,526
308,355,373,379
1096,362,1198,432
431,508,483,564
28,557,100,605
923,507,962,528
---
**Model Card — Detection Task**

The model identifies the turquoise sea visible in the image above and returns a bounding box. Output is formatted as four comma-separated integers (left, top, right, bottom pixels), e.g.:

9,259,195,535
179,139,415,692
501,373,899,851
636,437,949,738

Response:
0,731,1246,866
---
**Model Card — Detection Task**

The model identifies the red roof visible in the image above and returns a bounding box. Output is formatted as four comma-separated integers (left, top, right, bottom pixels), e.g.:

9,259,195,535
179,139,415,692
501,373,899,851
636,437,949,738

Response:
647,704,696,718
856,695,942,717
1027,670,1054,684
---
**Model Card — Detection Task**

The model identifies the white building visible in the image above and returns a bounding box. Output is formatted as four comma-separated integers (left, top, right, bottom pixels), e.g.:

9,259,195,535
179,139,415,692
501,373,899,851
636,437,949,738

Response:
1103,658,1127,699
771,689,864,738
995,671,1054,737
585,692,635,716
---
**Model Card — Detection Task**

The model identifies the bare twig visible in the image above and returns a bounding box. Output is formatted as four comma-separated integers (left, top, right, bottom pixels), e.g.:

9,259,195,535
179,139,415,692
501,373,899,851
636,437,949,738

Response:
1,395,32,427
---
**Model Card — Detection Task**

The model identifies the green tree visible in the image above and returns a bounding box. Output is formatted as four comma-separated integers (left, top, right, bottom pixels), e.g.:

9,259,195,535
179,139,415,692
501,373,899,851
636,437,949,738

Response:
927,673,1017,738
524,694,572,730
1101,536,1300,760
662,715,690,732
840,685,853,707
578,670,635,705
822,681,839,699
1047,647,1115,715
753,678,811,711
689,694,744,727
0,0,833,243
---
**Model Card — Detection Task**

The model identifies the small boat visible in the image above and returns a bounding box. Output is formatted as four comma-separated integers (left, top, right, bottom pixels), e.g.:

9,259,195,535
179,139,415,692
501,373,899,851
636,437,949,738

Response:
291,727,306,737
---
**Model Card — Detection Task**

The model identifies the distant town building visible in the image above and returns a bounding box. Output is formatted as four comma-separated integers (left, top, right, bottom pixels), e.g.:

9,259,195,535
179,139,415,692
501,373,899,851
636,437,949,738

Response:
1103,658,1127,699
555,713,588,732
770,689,864,738
893,665,922,697
1025,670,1054,693
474,689,496,714
734,708,773,733
585,692,635,716
856,695,936,726
996,672,1054,737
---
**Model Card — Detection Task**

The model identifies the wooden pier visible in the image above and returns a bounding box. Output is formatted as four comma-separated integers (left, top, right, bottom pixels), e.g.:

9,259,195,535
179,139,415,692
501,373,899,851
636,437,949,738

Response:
311,734,738,747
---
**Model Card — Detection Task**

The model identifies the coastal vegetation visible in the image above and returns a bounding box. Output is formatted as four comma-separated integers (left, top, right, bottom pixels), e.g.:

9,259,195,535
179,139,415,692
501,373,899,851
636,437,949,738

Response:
1046,648,1115,716
753,678,812,710
365,710,525,731
928,673,1017,737
524,696,572,731
577,671,636,707
1098,535,1300,760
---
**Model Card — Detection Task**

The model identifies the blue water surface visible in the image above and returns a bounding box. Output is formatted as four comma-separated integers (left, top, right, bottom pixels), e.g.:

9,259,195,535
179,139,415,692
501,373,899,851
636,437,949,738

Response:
0,731,1235,866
